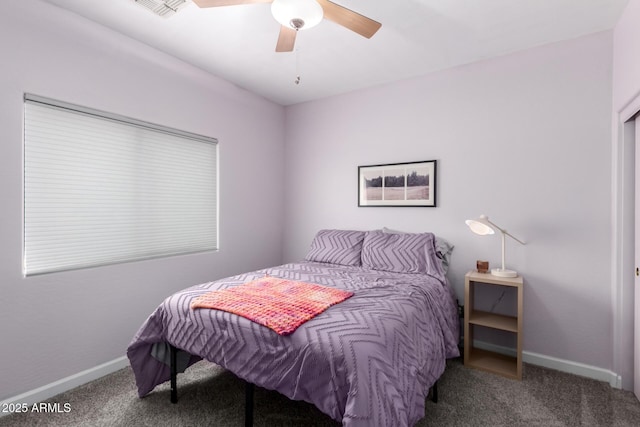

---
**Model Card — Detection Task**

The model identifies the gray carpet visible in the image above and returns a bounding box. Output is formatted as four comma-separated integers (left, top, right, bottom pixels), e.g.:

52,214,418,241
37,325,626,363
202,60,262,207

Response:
2,358,639,426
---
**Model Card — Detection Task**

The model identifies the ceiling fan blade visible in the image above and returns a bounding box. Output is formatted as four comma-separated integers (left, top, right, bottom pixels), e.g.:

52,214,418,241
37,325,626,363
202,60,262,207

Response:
275,25,296,52
192,0,272,8
316,0,381,38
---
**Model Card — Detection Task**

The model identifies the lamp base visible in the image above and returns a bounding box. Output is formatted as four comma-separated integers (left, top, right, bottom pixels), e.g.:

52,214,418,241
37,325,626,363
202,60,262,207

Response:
491,268,518,278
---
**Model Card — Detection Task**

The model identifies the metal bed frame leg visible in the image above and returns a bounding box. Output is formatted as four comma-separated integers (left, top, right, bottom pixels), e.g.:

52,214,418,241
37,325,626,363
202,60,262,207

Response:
245,382,254,427
170,344,178,404
244,382,254,427
169,342,255,425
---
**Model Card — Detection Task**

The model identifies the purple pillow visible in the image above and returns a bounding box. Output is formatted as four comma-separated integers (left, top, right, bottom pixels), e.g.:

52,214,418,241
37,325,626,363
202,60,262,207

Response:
305,229,365,266
361,230,445,279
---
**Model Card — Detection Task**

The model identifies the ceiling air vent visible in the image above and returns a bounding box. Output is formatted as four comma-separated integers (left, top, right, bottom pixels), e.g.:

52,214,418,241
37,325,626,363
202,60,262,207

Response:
133,0,188,17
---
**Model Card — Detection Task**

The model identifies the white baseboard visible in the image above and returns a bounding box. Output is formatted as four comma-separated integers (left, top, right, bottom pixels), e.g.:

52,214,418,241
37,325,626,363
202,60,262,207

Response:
473,340,621,388
0,356,129,418
524,350,621,388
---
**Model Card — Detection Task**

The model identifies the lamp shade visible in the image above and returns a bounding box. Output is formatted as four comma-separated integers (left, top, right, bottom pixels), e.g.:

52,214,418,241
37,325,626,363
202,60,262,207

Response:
271,0,324,30
465,215,495,236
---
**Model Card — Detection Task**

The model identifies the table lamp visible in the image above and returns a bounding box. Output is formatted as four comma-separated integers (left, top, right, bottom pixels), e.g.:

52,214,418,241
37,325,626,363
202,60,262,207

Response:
465,214,525,277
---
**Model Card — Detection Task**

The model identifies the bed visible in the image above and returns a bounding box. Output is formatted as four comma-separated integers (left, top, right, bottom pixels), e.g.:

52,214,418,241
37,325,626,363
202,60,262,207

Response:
127,229,460,426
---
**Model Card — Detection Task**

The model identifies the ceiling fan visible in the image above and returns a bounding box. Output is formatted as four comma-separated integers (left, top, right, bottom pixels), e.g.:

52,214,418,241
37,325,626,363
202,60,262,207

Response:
191,0,382,52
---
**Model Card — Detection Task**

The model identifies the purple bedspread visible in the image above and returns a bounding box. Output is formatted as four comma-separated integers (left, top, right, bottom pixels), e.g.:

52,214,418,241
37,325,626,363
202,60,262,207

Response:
127,261,460,427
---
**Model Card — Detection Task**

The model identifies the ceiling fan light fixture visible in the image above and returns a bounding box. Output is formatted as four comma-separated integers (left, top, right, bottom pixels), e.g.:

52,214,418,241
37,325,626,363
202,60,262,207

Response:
271,0,323,31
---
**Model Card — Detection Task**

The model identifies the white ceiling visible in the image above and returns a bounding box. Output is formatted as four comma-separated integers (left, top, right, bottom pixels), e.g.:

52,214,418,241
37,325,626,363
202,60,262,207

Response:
40,0,629,106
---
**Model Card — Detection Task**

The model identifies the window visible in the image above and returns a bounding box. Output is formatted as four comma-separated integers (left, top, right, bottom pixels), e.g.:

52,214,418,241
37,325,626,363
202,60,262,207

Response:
23,95,218,276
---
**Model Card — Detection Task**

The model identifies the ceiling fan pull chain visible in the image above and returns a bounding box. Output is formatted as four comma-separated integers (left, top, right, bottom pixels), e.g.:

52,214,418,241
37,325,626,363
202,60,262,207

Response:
295,46,301,85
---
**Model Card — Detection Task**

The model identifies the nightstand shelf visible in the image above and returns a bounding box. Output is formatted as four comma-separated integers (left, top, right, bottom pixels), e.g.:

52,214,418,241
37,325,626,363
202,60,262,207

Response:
466,348,518,379
464,271,523,380
468,310,518,332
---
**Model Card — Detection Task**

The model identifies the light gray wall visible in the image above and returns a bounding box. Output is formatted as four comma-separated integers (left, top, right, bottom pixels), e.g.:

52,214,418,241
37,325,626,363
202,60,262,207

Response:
613,0,640,109
283,32,614,370
0,1,285,400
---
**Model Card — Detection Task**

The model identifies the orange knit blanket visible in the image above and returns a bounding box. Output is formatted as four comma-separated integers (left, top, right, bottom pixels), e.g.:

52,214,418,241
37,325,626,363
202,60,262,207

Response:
190,276,354,335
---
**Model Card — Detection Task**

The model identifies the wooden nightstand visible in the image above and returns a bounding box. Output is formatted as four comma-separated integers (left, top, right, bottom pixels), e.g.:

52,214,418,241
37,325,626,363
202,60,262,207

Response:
464,271,523,380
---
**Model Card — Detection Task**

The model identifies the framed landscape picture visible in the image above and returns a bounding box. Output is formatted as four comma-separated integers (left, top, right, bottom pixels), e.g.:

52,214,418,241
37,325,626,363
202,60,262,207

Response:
358,160,437,207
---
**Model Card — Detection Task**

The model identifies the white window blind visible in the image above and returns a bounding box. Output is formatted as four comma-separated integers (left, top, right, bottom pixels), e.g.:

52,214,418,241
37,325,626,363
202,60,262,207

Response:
23,95,218,276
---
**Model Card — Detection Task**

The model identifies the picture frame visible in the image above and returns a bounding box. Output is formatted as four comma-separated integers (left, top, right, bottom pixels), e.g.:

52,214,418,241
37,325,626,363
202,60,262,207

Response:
358,160,437,207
